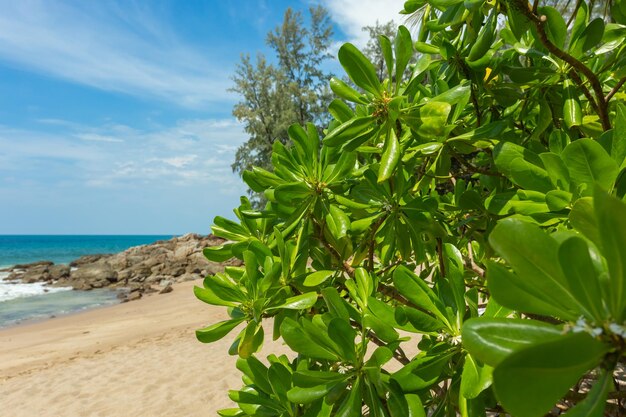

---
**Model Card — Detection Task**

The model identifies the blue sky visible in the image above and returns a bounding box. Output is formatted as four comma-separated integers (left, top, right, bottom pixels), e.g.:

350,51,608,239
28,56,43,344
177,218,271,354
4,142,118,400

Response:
0,0,406,234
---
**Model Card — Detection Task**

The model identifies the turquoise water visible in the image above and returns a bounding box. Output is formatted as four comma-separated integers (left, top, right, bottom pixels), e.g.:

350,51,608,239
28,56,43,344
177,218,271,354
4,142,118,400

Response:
0,288,120,328
0,235,174,328
0,235,174,267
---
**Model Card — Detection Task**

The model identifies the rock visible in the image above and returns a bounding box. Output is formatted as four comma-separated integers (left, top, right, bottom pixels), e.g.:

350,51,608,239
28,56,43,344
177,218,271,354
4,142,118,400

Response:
177,273,199,282
116,288,130,299
143,283,158,294
70,254,110,267
12,260,54,269
126,291,142,302
72,280,93,291
9,233,229,302
159,279,173,287
70,262,117,289
21,265,50,283
159,283,173,294
144,275,163,284
49,264,70,280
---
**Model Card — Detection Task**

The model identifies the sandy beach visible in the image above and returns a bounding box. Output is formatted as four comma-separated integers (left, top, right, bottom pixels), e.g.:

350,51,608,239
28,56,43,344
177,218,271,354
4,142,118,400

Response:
0,279,287,417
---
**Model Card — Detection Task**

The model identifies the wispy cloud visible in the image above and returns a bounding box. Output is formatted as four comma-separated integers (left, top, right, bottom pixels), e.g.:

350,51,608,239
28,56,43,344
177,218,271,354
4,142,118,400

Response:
0,118,248,192
319,0,408,46
0,0,233,108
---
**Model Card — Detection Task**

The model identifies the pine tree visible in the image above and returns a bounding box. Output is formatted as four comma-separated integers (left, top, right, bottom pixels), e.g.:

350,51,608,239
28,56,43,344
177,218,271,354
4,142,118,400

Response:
230,6,333,180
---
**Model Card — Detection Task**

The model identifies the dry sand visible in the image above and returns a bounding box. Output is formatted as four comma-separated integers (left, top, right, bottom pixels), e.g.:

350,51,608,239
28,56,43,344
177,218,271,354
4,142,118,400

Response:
0,279,288,417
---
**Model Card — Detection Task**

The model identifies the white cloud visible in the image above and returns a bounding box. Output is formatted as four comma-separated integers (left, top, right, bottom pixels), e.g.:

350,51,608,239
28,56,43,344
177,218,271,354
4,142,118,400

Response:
160,155,198,168
75,133,125,143
320,0,409,46
0,0,233,108
0,118,248,193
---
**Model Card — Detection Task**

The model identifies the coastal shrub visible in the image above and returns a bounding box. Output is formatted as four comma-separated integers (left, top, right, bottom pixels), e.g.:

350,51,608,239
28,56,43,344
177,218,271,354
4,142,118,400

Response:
196,1,626,415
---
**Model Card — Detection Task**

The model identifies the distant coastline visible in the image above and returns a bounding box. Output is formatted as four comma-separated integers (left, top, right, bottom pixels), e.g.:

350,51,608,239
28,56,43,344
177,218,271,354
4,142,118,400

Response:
0,235,176,268
0,234,229,327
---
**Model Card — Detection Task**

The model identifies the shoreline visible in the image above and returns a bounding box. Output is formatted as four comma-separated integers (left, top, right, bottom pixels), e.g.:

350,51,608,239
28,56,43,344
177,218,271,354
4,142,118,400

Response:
0,278,288,416
0,287,120,331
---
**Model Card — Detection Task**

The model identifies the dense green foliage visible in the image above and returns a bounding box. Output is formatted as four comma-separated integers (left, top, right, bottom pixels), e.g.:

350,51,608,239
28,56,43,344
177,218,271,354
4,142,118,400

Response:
198,1,626,415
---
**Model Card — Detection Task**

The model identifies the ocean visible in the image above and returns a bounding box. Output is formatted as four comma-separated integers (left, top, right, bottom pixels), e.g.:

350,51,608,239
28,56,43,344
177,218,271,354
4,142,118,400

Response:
0,235,174,327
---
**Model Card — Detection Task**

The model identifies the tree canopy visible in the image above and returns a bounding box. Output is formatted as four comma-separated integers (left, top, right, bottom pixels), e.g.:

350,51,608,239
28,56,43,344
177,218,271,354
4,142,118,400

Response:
230,6,333,179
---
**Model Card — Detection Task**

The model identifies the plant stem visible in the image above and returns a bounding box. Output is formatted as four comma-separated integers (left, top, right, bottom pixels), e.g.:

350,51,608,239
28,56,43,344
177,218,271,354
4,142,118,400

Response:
606,77,626,103
521,7,611,130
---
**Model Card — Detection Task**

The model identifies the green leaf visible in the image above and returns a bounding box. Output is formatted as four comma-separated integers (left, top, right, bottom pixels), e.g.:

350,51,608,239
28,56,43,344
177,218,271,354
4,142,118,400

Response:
507,5,530,40
392,351,454,391
378,34,393,81
561,139,618,196
569,1,589,51
594,189,626,320
203,245,234,262
327,204,350,239
304,270,335,287
321,287,351,321
212,216,249,241
323,116,376,147
200,275,246,305
394,26,413,89
537,6,567,49
613,102,626,167
268,362,292,402
403,101,452,140
563,80,583,129
570,18,605,57
338,43,382,97
335,377,362,417
328,318,357,363
487,261,575,319
462,318,563,367
288,123,316,166
561,370,612,417
363,313,399,343
238,322,264,358
493,332,608,417
494,142,553,192
324,150,357,184
287,383,338,404
558,236,605,322
196,318,245,343
236,356,272,394
467,9,496,61
194,285,239,308
460,354,493,399
488,218,582,319
329,99,355,123
280,318,338,361
406,394,425,417
243,250,259,290
354,267,373,302
569,197,599,243
509,157,555,194
397,305,446,333
270,292,318,310
540,152,570,191
414,41,439,54
378,128,400,182
393,265,449,325
545,189,572,211
330,77,368,104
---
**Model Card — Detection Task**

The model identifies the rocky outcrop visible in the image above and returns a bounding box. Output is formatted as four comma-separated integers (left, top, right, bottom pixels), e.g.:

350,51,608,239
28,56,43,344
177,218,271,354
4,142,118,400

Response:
2,234,237,302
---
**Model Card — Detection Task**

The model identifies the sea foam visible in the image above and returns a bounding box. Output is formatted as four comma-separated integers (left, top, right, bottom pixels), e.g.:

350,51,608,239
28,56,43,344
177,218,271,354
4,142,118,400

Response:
0,271,72,303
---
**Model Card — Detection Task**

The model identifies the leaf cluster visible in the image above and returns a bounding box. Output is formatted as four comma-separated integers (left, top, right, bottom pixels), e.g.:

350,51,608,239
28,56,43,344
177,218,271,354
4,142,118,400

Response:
198,1,626,416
